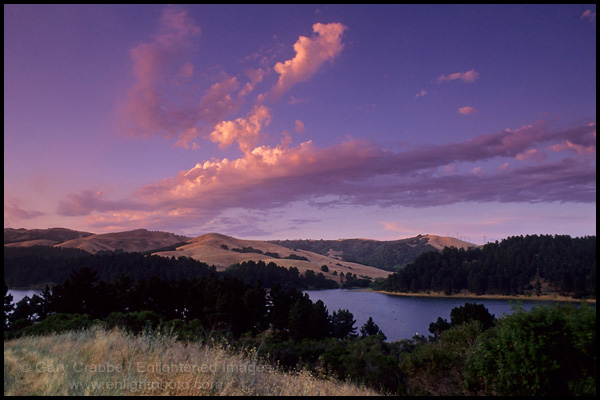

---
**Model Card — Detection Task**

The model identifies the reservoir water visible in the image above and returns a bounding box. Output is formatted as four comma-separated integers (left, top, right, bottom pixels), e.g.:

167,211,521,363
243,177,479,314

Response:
8,289,568,343
305,289,559,342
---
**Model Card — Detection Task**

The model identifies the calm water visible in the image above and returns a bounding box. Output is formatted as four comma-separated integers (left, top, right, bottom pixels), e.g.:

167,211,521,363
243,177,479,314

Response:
305,289,558,342
8,289,561,343
7,289,42,304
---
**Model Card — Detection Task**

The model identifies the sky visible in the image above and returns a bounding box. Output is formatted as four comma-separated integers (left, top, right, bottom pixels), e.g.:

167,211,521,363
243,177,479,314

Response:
4,4,596,244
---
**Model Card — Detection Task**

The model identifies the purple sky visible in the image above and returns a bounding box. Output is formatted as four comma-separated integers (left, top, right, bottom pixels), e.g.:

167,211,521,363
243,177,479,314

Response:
4,4,596,243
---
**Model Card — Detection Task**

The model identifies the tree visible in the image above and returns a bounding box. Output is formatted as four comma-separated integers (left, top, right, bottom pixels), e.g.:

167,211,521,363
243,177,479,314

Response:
450,303,495,331
428,316,451,337
360,316,386,340
330,308,357,339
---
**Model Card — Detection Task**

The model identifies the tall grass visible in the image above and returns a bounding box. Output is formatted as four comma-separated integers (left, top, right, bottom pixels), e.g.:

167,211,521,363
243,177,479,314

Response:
4,327,379,396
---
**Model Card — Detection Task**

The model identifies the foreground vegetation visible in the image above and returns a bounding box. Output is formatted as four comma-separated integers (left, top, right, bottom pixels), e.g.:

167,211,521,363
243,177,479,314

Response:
4,328,378,396
5,276,596,395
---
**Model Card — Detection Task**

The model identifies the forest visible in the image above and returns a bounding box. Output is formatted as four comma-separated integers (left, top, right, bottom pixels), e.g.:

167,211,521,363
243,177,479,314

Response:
4,268,596,395
371,234,596,298
3,247,340,290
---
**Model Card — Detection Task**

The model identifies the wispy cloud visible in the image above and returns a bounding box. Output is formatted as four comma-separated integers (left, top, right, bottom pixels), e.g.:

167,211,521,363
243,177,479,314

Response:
120,7,201,139
436,69,479,83
4,200,44,224
581,9,596,23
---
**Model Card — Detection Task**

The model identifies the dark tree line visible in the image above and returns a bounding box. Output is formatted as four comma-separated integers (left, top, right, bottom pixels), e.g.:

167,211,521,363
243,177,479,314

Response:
5,267,379,342
4,247,217,288
372,235,596,298
224,260,338,290
4,246,341,290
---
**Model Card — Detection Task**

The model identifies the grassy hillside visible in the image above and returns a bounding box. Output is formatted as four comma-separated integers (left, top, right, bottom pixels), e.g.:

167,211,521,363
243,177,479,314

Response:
153,233,390,282
4,327,379,396
271,234,476,271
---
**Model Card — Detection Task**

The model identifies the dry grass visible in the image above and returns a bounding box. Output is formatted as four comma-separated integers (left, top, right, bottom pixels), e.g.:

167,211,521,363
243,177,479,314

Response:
153,233,391,283
4,328,380,396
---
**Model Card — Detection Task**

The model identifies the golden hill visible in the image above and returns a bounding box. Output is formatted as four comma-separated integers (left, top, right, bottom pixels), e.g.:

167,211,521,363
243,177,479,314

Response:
422,234,477,251
153,233,391,282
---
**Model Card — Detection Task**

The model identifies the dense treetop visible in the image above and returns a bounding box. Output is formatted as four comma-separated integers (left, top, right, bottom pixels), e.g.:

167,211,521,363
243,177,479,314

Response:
372,234,596,298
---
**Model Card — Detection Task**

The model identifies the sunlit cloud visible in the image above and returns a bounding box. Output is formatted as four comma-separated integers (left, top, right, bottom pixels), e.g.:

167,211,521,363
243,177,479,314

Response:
436,69,479,83
209,105,271,153
270,22,347,100
415,89,427,98
458,105,478,115
61,120,595,231
516,148,547,162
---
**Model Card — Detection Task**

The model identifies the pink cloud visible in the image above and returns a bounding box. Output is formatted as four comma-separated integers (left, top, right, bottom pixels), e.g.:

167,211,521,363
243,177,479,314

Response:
459,106,478,115
120,7,201,139
515,148,547,162
549,140,596,157
60,121,595,230
294,119,306,133
209,105,271,153
581,9,596,23
436,69,479,83
270,22,347,99
4,200,44,222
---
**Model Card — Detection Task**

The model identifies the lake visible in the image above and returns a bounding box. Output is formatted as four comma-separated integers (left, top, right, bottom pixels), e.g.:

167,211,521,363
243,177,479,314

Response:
305,289,558,342
8,288,562,343
7,289,43,304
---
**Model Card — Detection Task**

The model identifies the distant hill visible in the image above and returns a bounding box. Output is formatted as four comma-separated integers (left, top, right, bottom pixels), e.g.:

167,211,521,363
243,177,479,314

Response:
4,228,472,282
54,229,191,253
4,227,94,246
4,227,190,254
153,233,391,282
271,234,477,271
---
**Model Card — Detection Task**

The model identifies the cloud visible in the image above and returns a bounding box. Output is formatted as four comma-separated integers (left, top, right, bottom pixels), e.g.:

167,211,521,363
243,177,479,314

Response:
209,105,271,153
581,9,596,23
436,69,479,84
270,22,347,99
415,89,427,98
63,120,595,232
4,200,44,222
515,148,547,162
458,106,478,115
120,12,347,150
57,190,142,217
120,7,201,138
294,119,306,133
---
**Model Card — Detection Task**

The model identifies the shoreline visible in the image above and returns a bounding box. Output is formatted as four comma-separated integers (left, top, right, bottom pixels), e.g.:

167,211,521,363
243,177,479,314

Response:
366,289,596,304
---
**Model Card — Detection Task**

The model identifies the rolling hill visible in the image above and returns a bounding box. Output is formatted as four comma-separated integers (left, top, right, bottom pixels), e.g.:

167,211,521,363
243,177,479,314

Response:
53,229,191,253
4,227,94,247
271,234,477,271
4,228,476,282
153,233,391,282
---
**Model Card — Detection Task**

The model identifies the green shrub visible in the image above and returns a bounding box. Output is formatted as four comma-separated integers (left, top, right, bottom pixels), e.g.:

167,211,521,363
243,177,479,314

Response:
19,313,95,336
466,302,596,396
